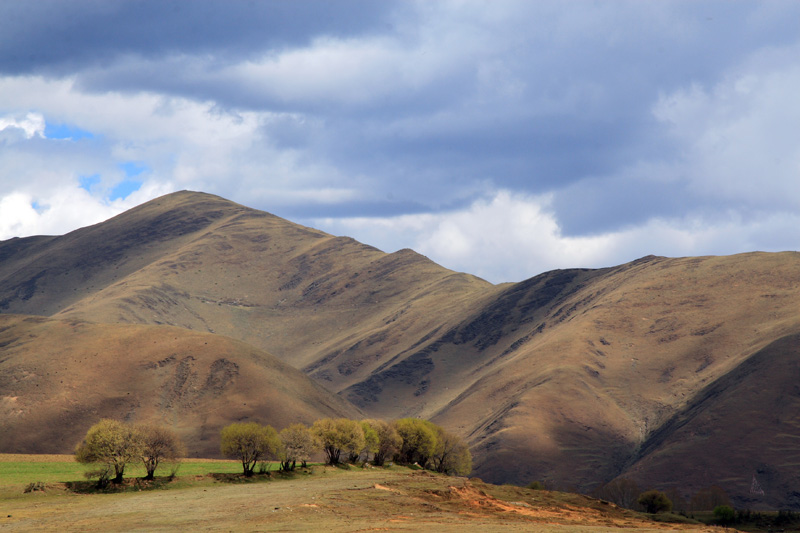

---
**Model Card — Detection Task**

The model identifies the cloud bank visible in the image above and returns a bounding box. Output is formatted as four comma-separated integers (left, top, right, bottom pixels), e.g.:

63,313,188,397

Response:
1,1,798,282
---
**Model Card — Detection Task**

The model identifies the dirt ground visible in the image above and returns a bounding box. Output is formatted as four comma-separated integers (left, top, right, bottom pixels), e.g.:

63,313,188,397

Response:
0,466,722,532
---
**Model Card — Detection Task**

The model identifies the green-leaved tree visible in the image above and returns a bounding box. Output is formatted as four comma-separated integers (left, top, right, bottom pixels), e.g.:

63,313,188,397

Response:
311,418,365,465
220,422,280,476
393,418,438,468
75,419,143,484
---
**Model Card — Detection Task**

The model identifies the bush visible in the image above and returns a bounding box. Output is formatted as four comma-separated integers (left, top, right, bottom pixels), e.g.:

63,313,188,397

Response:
638,490,673,514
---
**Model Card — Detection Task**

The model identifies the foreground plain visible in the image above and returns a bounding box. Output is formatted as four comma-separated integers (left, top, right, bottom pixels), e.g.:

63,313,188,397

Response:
0,456,718,532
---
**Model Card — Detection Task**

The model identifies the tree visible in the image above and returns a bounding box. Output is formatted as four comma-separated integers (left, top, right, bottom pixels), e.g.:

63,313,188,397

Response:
713,505,735,524
431,427,472,476
75,419,143,484
311,418,365,465
362,419,401,466
279,423,316,471
638,490,673,514
690,485,730,512
137,424,186,480
594,478,641,509
220,422,281,476
359,420,379,463
662,487,688,513
393,418,438,468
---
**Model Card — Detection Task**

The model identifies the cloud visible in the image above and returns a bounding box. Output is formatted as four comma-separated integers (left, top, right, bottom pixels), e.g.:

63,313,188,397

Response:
652,44,800,212
0,181,172,240
312,190,800,283
0,112,45,140
2,2,800,282
0,1,400,75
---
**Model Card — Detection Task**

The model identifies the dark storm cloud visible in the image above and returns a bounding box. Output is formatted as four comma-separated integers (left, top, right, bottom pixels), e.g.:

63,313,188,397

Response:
0,0,399,74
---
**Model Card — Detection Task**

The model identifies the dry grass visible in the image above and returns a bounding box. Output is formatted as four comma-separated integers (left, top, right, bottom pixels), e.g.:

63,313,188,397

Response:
0,464,719,532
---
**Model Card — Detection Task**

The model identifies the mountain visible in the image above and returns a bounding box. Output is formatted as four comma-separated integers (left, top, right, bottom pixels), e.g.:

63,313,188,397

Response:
1,190,799,508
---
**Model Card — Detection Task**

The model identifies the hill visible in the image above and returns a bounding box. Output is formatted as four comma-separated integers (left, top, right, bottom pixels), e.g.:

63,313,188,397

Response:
1,190,799,508
0,313,359,457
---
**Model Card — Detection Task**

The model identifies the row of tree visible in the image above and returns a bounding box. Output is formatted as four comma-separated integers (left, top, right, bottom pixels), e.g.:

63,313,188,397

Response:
74,416,471,484
220,417,472,477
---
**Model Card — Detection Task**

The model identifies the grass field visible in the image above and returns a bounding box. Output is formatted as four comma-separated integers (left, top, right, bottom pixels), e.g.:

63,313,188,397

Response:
0,454,248,488
0,454,724,532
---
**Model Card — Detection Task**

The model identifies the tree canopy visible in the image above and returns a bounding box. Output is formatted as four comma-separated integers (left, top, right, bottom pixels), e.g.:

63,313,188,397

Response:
220,422,281,476
311,418,365,465
75,419,143,484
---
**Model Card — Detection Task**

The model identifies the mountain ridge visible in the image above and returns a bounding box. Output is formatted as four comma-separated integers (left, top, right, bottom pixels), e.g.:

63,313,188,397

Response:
1,190,799,508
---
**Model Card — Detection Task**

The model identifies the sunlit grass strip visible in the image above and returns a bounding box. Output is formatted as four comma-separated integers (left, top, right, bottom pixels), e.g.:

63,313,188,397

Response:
0,454,253,487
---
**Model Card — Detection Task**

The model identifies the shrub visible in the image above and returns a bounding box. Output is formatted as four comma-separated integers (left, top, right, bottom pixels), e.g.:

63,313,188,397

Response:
638,490,673,514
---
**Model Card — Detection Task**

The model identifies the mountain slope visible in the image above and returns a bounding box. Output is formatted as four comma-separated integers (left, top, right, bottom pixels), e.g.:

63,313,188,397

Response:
0,313,360,456
618,332,800,510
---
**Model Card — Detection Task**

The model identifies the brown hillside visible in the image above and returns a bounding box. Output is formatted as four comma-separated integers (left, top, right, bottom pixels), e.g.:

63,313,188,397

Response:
1,191,799,508
619,332,800,510
426,254,800,496
0,314,359,456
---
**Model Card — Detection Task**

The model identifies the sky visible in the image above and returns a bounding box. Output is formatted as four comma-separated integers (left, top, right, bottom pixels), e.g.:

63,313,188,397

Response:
1,1,799,283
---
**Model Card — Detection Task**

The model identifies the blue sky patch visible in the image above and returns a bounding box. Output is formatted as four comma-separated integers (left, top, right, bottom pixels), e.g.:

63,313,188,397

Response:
110,179,142,200
79,174,101,192
44,122,94,140
119,161,148,178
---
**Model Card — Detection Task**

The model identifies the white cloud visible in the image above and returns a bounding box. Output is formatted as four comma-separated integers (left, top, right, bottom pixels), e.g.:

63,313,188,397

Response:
0,180,174,241
0,112,45,140
652,45,800,210
313,190,800,283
